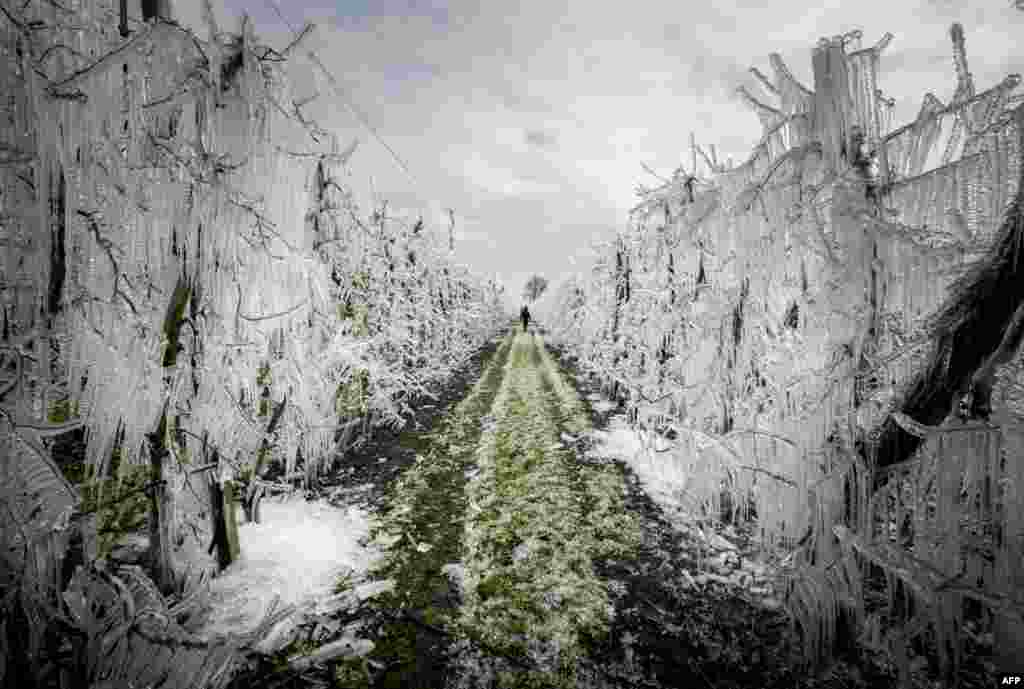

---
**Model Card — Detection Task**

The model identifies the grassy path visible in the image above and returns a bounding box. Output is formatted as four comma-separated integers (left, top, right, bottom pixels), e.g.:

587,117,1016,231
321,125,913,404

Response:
356,333,514,687
449,332,641,688
333,330,639,688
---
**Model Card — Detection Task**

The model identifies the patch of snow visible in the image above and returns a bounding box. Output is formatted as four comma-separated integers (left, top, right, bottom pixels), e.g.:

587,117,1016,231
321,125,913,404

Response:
588,415,781,602
709,551,740,573
329,483,373,501
589,417,701,539
741,559,767,577
679,569,697,589
441,563,466,593
199,494,383,640
512,541,531,564
693,571,752,588
541,589,563,611
351,579,395,601
702,529,737,552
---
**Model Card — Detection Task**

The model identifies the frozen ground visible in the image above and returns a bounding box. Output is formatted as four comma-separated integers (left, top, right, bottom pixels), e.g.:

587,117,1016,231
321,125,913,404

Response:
590,416,697,533
198,492,382,640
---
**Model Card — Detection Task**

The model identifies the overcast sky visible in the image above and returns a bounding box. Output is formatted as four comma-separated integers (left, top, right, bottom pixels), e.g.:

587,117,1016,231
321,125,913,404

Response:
177,0,1024,310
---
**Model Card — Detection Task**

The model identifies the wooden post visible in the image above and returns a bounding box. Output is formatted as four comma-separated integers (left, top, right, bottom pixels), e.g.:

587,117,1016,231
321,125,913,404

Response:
119,0,130,37
206,449,239,571
225,480,240,562
208,475,229,571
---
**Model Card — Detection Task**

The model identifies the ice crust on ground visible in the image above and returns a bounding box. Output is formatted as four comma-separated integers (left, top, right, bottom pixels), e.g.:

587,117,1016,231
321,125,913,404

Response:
199,494,382,639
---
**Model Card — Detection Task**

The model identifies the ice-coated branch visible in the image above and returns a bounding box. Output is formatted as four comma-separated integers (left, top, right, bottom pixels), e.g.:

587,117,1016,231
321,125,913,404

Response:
47,20,172,94
75,210,139,315
0,142,36,166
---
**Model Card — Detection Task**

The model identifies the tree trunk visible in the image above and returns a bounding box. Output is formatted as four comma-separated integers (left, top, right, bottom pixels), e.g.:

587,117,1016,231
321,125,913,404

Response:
995,425,1024,673
146,406,174,594
994,614,1024,673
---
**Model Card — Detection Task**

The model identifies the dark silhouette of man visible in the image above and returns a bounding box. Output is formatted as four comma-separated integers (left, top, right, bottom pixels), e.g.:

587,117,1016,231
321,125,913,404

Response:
520,305,531,332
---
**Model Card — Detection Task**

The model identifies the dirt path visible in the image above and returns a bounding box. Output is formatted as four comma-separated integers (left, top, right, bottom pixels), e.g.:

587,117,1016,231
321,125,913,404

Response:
231,329,892,689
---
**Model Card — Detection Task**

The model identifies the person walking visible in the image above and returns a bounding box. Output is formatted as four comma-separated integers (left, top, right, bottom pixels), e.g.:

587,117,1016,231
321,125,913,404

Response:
520,305,531,333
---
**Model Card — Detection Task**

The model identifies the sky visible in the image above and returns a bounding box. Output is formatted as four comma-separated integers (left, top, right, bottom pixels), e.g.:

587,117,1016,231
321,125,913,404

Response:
176,0,1024,311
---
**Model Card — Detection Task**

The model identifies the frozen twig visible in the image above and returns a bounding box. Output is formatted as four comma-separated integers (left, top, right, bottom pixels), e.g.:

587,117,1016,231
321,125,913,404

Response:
239,298,309,322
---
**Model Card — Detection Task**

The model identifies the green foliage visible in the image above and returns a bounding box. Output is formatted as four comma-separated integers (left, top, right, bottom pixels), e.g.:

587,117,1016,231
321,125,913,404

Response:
351,304,369,336
256,361,272,386
336,369,370,417
79,461,155,558
47,398,79,424
108,443,123,479
337,301,369,336
268,637,321,675
351,271,370,290
62,460,92,487
333,657,371,687
254,443,272,475
168,415,191,465
332,569,356,595
476,572,513,600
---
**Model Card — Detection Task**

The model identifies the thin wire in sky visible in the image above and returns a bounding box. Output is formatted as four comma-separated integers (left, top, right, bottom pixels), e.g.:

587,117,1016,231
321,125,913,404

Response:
261,0,418,188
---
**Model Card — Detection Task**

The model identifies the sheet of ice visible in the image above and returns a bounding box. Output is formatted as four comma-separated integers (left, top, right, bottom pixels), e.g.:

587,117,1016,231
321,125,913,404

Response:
199,494,382,639
589,414,781,599
589,415,698,536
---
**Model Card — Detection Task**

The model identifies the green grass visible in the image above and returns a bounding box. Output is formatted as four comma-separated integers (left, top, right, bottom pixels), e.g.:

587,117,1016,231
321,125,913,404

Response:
452,333,641,688
348,335,512,687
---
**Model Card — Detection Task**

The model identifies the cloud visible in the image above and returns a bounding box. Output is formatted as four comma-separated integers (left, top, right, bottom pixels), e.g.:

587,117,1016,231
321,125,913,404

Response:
524,128,559,150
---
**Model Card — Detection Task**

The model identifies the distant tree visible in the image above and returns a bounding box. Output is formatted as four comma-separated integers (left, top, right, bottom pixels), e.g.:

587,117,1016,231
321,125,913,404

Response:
522,275,549,302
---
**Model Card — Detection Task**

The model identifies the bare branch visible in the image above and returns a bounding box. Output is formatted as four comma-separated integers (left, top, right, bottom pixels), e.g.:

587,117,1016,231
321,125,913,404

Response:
0,142,35,166
222,385,260,431
749,66,779,97
35,42,90,72
49,22,162,93
279,22,315,59
0,4,25,31
724,428,798,448
0,345,25,402
239,298,309,322
735,464,798,487
75,210,139,315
